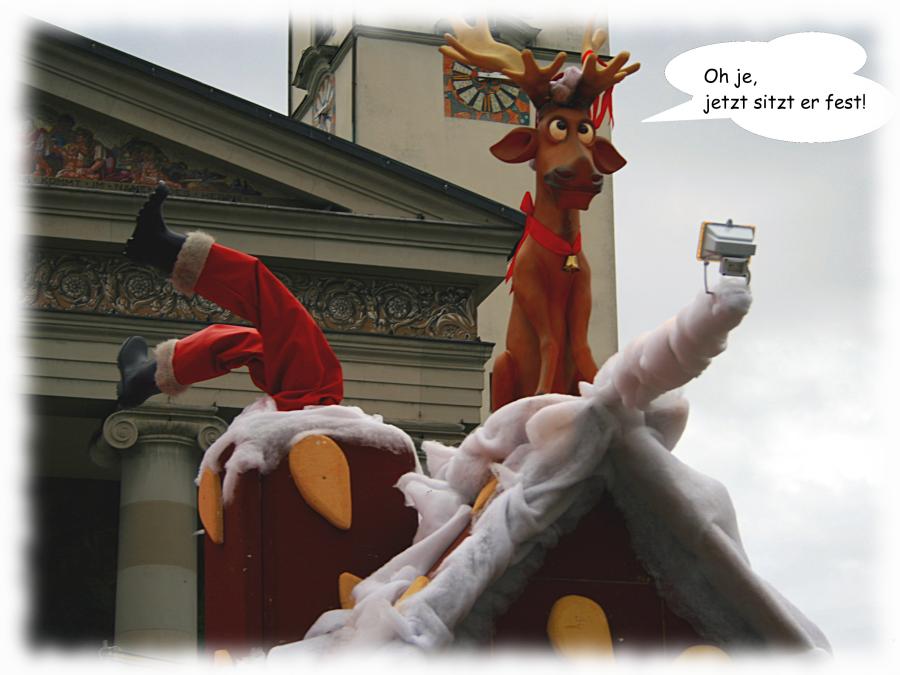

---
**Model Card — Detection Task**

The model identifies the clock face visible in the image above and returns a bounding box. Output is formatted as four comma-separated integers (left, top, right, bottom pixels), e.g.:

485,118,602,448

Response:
313,73,335,133
443,56,531,125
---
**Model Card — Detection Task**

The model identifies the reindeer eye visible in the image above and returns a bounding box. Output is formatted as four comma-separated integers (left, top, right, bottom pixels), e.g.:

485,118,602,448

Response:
549,118,568,141
577,122,595,144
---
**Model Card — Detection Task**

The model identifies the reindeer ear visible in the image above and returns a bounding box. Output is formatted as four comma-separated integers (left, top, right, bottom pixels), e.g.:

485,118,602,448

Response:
490,128,538,164
592,138,627,174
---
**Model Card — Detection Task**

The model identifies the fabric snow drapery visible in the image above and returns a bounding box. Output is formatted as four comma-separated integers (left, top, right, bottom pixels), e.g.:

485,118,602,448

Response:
266,279,828,657
197,396,418,503
504,192,583,290
163,237,344,411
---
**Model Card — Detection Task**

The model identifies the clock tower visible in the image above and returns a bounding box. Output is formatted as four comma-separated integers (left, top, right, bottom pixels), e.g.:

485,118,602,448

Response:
289,14,620,418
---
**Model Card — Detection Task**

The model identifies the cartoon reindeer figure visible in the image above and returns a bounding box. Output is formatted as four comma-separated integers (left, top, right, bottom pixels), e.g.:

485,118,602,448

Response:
441,20,639,410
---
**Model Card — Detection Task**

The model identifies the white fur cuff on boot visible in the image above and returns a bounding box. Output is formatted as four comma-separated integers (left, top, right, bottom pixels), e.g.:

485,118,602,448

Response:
171,231,214,297
154,338,190,397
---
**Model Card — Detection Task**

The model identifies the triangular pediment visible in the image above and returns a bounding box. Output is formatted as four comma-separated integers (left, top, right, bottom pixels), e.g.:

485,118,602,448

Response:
23,22,521,228
25,92,345,211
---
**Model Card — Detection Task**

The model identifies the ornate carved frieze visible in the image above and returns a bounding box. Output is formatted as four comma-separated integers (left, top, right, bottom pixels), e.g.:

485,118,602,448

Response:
26,248,478,341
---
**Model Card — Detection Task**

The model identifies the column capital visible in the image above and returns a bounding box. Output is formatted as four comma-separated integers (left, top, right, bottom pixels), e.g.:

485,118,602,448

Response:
102,404,227,451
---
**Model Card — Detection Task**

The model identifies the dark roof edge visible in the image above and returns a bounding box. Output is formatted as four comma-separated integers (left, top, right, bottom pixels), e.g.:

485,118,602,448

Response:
25,181,521,233
26,19,525,228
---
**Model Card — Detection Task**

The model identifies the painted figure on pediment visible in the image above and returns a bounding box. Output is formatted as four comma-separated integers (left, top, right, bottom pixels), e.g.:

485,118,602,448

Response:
25,120,54,177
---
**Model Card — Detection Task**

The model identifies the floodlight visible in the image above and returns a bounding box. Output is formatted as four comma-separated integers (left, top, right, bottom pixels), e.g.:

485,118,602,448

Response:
697,219,756,293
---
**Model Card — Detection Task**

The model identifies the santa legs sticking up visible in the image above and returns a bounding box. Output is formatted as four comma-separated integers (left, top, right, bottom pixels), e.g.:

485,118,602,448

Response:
115,182,344,411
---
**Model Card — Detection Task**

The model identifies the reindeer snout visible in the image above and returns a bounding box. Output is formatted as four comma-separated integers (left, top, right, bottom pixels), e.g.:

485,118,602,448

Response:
543,152,605,210
545,156,604,193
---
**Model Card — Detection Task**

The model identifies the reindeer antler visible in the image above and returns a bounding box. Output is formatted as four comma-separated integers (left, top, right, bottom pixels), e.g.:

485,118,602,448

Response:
576,50,641,105
579,14,641,88
503,50,568,108
440,17,522,73
441,17,567,109
581,17,608,57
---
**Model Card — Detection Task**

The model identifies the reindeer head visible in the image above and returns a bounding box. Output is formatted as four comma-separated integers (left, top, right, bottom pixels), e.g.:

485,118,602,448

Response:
441,19,639,212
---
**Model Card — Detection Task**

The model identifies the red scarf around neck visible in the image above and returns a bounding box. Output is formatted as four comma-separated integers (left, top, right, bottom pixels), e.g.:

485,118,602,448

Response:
505,192,582,291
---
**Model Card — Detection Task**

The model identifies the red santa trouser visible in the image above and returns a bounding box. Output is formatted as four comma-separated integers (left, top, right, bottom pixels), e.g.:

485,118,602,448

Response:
171,243,343,411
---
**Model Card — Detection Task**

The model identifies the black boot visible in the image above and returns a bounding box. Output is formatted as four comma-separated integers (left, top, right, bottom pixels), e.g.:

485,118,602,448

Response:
116,336,161,408
124,182,185,273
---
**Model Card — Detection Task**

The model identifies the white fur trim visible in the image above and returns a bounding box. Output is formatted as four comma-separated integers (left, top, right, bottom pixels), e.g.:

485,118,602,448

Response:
154,338,189,396
172,231,214,297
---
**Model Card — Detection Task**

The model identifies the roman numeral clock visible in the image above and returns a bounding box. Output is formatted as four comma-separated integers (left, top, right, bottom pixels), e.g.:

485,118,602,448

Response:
443,55,531,125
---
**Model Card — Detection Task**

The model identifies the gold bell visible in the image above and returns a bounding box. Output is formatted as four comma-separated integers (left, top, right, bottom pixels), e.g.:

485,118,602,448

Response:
563,255,580,272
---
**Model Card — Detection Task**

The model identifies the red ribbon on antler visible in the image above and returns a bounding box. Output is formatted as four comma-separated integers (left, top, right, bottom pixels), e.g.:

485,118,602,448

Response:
596,88,614,128
505,192,582,292
582,49,615,128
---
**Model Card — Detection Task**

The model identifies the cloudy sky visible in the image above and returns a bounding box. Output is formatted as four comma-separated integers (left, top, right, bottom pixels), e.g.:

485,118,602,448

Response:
11,0,899,663
613,20,886,655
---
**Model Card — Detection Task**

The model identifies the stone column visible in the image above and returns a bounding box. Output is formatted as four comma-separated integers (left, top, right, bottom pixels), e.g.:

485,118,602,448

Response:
102,404,227,655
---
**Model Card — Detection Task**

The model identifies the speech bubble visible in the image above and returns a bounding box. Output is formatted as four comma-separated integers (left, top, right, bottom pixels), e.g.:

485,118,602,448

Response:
643,33,894,142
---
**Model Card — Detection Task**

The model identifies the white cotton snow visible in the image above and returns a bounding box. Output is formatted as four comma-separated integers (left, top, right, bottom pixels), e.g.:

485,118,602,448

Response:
197,396,419,502
270,393,619,658
605,423,830,652
265,279,829,656
589,278,753,410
